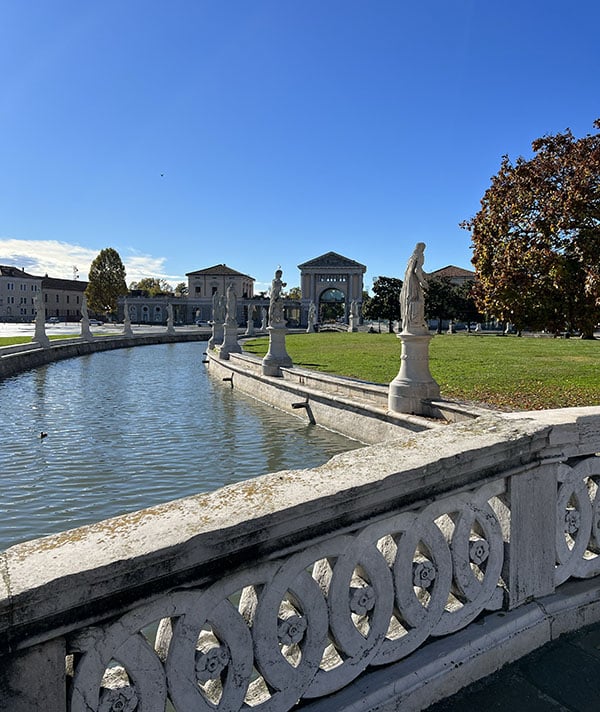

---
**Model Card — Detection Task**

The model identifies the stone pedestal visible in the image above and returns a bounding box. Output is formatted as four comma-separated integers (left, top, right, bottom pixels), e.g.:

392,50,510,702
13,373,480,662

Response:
32,323,50,349
262,326,292,376
208,322,224,351
218,321,242,359
80,318,94,342
245,318,255,336
348,315,358,333
388,332,440,415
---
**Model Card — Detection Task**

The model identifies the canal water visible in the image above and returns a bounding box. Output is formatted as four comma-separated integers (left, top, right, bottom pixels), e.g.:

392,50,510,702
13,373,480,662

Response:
0,341,361,552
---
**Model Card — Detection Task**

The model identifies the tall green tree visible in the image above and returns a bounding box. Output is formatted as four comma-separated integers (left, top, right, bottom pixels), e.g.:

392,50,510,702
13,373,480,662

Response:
86,248,128,316
362,276,402,332
462,120,600,337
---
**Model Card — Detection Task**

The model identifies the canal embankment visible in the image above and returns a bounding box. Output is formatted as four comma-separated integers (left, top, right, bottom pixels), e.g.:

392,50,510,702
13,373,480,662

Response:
206,348,490,444
0,330,209,381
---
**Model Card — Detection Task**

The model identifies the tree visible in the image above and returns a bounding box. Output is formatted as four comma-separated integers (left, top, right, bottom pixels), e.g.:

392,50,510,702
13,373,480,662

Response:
425,277,460,333
174,282,188,297
285,286,302,300
86,248,128,316
362,276,402,332
129,277,173,296
454,281,482,329
462,120,600,337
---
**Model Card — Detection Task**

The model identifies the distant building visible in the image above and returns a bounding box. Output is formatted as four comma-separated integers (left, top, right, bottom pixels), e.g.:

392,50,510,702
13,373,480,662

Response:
0,266,88,322
42,276,87,321
427,265,476,285
122,264,258,325
298,251,366,324
0,266,41,322
186,264,255,300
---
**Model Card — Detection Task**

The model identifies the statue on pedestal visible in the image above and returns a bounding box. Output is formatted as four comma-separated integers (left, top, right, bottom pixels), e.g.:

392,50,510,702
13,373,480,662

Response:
32,291,50,348
123,298,133,337
388,242,440,415
245,303,255,336
166,302,175,334
80,294,94,342
225,283,237,324
307,301,316,332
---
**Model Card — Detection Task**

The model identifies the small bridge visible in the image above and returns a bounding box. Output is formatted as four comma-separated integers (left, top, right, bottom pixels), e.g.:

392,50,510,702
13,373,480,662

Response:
316,322,349,332
2,398,600,710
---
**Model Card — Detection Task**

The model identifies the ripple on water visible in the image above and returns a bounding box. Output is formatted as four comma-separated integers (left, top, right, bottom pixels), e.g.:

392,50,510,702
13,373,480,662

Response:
0,342,361,550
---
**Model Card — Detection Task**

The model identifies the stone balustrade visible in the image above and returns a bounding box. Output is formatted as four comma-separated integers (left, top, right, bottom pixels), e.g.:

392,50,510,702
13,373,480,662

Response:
3,407,600,710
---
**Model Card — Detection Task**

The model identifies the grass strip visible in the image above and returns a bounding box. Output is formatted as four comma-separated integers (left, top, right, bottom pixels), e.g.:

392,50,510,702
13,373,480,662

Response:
243,332,600,411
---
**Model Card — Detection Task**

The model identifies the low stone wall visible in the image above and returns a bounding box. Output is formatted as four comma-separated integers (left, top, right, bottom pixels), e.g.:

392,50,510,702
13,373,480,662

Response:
3,408,600,710
207,352,436,443
207,350,487,444
0,331,209,381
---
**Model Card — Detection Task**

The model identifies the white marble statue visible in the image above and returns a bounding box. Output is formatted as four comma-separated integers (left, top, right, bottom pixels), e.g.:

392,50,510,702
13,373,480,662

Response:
307,301,316,332
400,242,428,334
32,291,50,347
80,294,94,341
226,283,237,324
166,302,175,334
123,298,133,337
212,292,226,324
269,269,286,326
81,295,89,321
245,303,255,336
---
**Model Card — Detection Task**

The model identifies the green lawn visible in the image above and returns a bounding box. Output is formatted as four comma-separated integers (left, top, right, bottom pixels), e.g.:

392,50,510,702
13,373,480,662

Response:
0,335,76,347
242,332,600,411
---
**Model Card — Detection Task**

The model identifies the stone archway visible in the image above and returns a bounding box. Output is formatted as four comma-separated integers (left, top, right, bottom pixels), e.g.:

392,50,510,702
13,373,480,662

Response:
297,251,366,327
319,287,345,323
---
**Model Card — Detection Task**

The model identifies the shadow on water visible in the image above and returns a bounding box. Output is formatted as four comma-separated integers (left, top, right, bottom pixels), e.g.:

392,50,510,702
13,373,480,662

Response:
0,342,361,550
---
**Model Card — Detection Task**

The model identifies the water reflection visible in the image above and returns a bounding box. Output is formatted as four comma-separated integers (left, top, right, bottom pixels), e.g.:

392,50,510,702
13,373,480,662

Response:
0,342,360,550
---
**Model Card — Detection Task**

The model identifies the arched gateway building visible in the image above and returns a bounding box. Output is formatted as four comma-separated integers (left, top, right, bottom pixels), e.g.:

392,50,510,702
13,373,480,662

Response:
298,251,366,324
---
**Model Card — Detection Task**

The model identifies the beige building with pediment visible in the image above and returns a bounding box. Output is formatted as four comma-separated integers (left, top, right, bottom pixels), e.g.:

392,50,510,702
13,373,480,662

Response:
298,251,366,324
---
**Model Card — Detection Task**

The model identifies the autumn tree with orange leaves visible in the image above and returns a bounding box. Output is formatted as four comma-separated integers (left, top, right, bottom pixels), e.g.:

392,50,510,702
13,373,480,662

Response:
462,120,600,337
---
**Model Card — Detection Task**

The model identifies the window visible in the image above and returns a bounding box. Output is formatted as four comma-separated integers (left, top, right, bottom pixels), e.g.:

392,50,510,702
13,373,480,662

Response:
66,295,70,303
7,282,14,290
45,294,48,302
56,294,59,303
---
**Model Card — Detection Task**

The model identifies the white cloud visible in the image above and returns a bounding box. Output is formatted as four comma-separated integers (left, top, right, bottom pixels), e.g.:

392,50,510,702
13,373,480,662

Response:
0,239,185,286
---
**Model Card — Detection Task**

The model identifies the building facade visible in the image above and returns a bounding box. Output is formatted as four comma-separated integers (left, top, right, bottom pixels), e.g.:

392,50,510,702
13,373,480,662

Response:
122,264,258,326
0,266,90,322
42,276,88,321
428,265,476,285
0,266,42,322
298,251,366,324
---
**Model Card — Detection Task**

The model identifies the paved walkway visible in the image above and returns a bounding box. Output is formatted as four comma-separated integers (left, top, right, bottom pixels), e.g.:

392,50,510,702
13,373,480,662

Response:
429,620,600,711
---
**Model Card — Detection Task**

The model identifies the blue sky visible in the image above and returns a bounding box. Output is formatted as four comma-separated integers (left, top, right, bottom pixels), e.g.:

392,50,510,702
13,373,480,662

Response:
1,1,599,293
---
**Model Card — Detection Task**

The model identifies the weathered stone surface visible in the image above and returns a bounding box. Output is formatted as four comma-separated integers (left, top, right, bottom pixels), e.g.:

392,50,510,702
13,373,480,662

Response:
4,338,600,711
